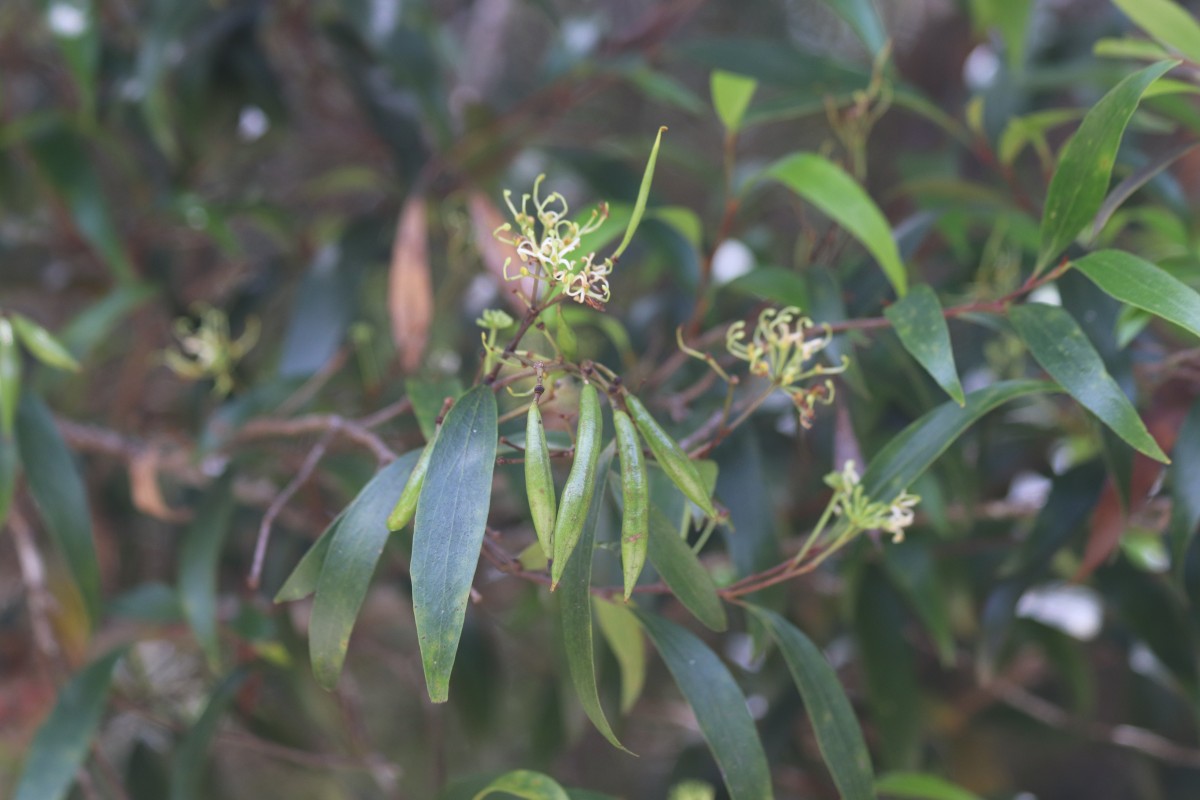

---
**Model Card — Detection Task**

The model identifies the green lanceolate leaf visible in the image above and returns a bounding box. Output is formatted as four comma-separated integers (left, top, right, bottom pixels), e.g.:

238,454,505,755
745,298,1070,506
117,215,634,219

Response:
875,772,985,800
1037,60,1176,269
169,669,248,800
613,126,666,260
557,445,627,750
647,507,727,632
711,71,758,133
412,386,498,703
10,313,81,372
14,648,125,800
624,394,716,517
552,383,604,588
274,512,342,602
387,434,436,531
0,318,19,436
16,392,102,624
1011,303,1167,462
819,0,888,55
764,152,906,296
746,605,874,800
1074,250,1200,339
861,380,1052,501
635,610,773,800
614,408,649,599
884,284,965,405
472,770,570,800
408,375,464,440
594,597,646,714
1112,0,1200,64
179,472,236,669
525,401,557,558
312,450,422,689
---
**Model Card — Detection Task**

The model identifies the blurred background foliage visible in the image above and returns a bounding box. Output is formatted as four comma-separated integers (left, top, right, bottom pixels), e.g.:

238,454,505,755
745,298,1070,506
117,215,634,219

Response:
7,0,1200,798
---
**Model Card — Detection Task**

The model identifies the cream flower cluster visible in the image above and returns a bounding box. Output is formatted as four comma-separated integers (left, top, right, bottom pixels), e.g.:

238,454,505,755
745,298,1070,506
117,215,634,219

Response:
495,175,614,307
824,460,920,543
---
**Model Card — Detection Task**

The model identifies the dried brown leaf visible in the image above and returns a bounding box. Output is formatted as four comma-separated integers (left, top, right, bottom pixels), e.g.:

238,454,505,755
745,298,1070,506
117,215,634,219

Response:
388,196,433,372
129,450,190,523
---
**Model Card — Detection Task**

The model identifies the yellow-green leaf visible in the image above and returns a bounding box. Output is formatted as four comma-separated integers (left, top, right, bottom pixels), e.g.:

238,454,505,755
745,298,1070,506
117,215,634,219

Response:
711,71,758,133
884,285,964,404
1074,249,1200,338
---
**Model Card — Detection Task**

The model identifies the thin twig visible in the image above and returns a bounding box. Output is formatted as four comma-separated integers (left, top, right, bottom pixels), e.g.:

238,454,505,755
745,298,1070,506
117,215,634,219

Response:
248,427,339,590
9,506,62,667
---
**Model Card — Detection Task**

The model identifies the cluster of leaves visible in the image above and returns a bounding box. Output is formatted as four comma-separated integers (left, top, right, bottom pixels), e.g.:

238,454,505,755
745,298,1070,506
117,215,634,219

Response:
11,0,1200,798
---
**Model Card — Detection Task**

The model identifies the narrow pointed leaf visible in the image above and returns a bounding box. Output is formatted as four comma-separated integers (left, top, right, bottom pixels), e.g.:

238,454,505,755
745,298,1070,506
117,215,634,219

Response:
274,513,341,602
0,318,19,436
819,0,887,55
311,450,422,688
1011,303,1167,462
412,386,498,702
1112,0,1200,63
861,380,1052,501
764,153,907,296
747,605,874,800
16,392,102,624
635,610,773,800
613,126,666,260
11,313,80,372
472,770,570,800
875,772,986,800
884,285,965,404
594,597,646,714
14,648,125,800
557,446,627,750
169,669,248,800
179,473,236,668
647,507,727,631
1074,249,1200,338
711,71,758,133
1037,60,1176,269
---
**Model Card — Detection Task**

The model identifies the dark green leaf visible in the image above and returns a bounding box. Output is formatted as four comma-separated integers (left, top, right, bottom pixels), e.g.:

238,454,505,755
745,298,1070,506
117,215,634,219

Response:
0,434,16,531
861,380,1052,501
179,473,236,668
274,514,341,602
1011,303,1167,462
16,392,102,624
28,126,136,283
14,648,124,800
647,507,727,632
1038,60,1176,269
747,605,874,800
884,285,965,404
881,542,955,666
853,564,921,769
875,772,985,800
763,152,906,296
819,0,887,55
11,313,80,372
1074,249,1200,338
594,597,646,714
472,770,570,800
557,446,627,750
169,670,248,800
412,386,498,702
635,610,773,800
1171,399,1200,577
278,249,357,378
1113,0,1200,63
311,451,422,689
59,283,156,360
